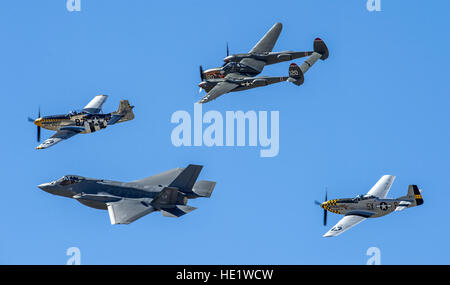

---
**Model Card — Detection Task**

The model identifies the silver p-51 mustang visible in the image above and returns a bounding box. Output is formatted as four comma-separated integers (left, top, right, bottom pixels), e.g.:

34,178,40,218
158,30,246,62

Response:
316,175,424,237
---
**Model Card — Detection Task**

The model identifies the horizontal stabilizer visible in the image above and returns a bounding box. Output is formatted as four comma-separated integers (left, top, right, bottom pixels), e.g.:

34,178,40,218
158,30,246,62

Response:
192,180,216,198
161,205,197,218
299,52,322,75
107,114,123,125
395,201,412,211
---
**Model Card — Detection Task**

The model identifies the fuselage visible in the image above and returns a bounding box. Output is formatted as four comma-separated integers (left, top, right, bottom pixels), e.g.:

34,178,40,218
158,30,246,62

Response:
38,175,193,211
38,176,166,210
321,195,401,218
223,51,313,66
202,51,313,80
34,112,113,134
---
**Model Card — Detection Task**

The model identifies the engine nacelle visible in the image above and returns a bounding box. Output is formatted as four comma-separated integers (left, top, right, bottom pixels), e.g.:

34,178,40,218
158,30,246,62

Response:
251,79,268,87
277,53,292,61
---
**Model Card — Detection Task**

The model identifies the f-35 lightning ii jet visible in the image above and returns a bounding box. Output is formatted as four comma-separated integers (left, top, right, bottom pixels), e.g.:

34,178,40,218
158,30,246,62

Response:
315,175,424,237
29,95,134,149
38,164,216,224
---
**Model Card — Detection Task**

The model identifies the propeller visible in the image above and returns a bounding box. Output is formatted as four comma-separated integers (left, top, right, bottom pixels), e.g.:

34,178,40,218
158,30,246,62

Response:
199,66,205,93
315,189,328,226
199,65,204,81
222,42,230,67
28,107,41,142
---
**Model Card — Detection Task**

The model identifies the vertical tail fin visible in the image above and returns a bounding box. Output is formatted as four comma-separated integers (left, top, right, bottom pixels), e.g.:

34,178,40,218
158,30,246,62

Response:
109,100,135,125
396,185,423,211
287,63,304,86
410,185,424,206
313,38,329,60
169,164,203,194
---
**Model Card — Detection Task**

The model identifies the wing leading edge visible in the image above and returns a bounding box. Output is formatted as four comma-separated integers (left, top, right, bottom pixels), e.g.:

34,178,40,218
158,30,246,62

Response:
199,81,239,104
323,215,367,237
83,94,108,114
107,198,155,224
36,127,83,149
249,22,282,54
366,175,396,199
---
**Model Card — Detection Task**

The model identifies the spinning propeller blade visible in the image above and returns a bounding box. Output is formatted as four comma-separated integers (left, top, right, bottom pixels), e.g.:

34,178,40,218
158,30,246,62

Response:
37,107,41,142
315,189,328,226
199,65,204,81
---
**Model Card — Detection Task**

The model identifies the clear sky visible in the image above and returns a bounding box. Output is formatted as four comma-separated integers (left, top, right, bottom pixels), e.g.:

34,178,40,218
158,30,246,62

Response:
0,0,449,264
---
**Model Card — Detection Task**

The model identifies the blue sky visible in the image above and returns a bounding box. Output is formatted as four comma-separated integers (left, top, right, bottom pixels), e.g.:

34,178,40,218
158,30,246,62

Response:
0,0,449,264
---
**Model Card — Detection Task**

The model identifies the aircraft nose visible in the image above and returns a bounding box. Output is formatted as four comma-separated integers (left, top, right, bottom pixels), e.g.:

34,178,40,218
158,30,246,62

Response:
223,56,232,63
38,182,54,192
34,118,43,127
198,82,206,88
320,201,328,209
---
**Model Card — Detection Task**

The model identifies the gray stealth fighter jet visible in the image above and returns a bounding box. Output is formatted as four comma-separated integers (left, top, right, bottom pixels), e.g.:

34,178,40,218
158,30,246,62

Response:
38,165,216,224
316,175,424,237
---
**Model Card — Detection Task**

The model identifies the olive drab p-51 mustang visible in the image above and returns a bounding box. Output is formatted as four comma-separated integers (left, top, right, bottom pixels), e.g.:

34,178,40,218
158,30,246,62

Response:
197,22,329,103
315,175,424,237
29,95,134,149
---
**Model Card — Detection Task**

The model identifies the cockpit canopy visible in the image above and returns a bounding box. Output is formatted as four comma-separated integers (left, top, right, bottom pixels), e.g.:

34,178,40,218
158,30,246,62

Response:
68,109,87,116
354,194,376,201
221,62,246,74
57,175,85,186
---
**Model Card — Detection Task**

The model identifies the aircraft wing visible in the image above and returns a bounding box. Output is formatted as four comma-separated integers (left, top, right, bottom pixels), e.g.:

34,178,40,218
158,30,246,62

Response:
249,22,282,54
36,127,83,149
131,168,185,186
106,198,155,224
83,94,108,114
239,58,266,74
366,175,396,199
323,215,367,237
132,165,203,192
198,81,239,104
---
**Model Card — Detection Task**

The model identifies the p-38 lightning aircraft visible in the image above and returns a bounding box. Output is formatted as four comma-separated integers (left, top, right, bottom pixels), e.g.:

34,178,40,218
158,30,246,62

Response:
197,22,328,103
29,95,134,149
315,175,424,237
38,164,216,224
